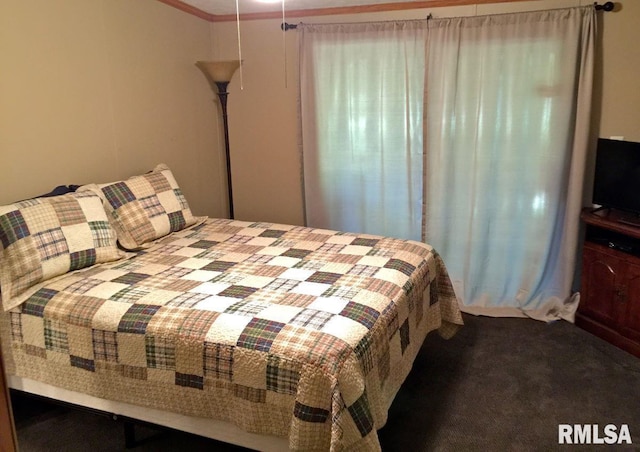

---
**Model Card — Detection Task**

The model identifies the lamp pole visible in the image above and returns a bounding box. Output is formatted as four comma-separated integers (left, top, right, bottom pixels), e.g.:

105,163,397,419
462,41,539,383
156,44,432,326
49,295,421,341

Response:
215,81,234,219
196,60,240,220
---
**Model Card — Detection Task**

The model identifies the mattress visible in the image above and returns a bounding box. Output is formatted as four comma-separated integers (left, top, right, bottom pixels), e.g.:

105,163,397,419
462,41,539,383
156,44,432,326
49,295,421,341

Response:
1,218,463,451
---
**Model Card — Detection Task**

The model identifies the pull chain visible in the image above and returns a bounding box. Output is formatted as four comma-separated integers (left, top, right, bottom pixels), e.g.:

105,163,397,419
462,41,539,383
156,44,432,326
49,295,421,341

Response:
235,0,244,90
282,0,288,88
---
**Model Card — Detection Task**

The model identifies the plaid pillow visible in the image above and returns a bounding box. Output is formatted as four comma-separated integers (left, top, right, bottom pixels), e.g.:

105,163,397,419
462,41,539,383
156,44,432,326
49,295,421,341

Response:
0,191,123,311
80,164,197,250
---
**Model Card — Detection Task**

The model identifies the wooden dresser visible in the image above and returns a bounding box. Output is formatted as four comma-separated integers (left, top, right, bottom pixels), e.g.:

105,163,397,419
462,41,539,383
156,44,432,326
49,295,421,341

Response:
578,207,640,358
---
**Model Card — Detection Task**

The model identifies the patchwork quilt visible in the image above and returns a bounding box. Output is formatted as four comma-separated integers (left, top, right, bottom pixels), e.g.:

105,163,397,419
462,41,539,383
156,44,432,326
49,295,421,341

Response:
1,218,463,451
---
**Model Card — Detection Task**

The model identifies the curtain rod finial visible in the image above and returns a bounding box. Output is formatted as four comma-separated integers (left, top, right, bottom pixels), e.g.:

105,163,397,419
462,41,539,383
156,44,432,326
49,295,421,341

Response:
594,2,615,12
282,22,298,31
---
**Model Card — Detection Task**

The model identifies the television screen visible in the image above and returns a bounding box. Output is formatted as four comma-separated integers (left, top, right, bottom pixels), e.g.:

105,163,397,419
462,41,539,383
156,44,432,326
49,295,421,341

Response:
593,138,640,215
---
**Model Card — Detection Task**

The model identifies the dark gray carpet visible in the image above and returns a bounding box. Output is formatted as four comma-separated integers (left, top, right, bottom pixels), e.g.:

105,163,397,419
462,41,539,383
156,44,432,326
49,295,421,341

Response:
12,314,640,451
378,315,640,451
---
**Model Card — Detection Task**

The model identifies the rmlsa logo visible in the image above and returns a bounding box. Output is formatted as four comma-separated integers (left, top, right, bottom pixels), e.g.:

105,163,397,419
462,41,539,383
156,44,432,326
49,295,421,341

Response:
559,424,632,445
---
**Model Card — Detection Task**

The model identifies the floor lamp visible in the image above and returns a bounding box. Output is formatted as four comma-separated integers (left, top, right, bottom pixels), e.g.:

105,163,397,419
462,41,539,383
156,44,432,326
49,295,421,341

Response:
196,60,241,219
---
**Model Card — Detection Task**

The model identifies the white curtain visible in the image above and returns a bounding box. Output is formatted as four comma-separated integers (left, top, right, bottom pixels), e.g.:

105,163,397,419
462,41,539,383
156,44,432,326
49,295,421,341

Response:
299,21,428,241
424,7,595,321
299,7,595,321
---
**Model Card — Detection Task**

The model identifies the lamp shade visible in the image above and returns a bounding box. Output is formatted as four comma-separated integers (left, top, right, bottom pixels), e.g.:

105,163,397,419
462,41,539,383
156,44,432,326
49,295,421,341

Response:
196,60,240,83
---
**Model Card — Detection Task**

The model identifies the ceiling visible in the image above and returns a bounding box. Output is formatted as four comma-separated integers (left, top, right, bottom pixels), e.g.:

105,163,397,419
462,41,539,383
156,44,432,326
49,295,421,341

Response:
159,0,498,20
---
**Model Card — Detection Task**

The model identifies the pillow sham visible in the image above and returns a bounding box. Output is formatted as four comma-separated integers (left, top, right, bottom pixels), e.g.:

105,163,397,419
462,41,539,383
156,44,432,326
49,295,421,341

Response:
0,191,123,311
79,164,197,250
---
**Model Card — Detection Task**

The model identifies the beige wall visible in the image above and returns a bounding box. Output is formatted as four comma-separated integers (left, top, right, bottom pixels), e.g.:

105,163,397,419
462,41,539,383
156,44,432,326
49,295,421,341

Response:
595,1,640,141
2,0,639,225
214,0,640,225
0,0,226,217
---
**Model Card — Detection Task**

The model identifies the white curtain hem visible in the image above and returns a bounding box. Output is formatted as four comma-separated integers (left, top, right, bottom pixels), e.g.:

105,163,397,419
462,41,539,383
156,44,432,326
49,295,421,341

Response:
460,292,580,323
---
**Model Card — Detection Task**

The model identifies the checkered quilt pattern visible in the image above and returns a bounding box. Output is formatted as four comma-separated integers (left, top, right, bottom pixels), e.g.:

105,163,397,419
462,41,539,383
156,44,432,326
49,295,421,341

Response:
79,164,198,250
0,191,123,311
0,218,463,451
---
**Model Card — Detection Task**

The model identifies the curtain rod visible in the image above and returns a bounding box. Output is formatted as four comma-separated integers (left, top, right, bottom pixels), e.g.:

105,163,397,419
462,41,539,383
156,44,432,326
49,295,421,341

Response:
281,1,615,30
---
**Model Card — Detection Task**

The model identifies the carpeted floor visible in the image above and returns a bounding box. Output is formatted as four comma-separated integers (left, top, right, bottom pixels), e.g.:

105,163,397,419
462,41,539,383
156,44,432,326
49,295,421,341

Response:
12,314,640,451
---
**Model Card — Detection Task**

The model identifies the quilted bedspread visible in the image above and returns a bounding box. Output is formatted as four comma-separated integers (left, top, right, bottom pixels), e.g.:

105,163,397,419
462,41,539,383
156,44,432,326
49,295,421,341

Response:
1,218,463,451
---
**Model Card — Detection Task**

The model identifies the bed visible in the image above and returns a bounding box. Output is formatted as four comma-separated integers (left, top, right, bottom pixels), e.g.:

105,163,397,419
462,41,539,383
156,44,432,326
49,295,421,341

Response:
0,164,463,451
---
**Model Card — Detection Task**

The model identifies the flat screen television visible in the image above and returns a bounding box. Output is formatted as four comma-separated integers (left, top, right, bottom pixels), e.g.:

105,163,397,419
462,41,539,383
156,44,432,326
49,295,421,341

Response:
593,138,640,216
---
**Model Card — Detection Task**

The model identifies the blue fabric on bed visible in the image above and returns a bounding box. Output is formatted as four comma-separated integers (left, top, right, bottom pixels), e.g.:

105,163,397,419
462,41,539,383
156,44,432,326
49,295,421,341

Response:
38,185,78,197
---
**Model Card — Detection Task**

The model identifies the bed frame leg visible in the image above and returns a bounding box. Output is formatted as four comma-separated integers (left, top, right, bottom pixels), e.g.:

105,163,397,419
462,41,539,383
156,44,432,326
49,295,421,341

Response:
123,420,136,448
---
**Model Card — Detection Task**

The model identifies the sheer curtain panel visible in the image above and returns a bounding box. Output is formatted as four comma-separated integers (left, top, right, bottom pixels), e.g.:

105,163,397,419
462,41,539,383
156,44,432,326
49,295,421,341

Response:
424,7,595,321
299,21,428,241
